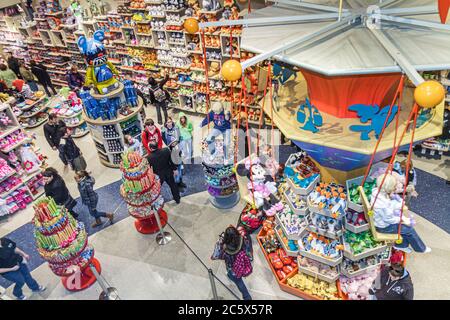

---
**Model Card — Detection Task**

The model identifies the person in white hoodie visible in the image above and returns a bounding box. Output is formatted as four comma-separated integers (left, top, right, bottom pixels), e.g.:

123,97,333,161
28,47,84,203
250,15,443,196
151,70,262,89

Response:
370,173,430,254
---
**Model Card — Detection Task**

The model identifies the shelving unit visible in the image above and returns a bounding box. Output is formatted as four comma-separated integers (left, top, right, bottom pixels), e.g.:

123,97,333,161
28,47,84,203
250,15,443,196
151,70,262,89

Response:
0,100,44,217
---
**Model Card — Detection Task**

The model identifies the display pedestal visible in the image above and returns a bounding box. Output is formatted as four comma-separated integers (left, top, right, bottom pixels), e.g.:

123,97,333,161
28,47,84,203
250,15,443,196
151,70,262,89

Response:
311,158,367,185
209,192,240,209
61,258,101,292
134,209,168,234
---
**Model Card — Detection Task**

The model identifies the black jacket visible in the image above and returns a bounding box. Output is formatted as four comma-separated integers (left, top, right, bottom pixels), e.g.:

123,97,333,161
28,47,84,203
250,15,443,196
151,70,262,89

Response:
148,75,169,104
374,267,414,300
31,63,51,83
7,57,20,74
0,238,22,269
77,176,98,210
44,176,71,206
147,147,177,178
59,136,81,166
43,120,66,148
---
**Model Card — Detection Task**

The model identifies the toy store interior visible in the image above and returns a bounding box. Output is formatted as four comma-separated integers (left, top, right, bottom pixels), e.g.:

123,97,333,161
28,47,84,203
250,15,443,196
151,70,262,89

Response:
0,0,449,303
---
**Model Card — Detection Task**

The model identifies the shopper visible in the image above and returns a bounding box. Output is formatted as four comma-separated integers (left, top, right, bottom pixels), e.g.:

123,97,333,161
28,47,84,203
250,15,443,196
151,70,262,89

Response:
6,53,21,79
44,114,67,163
75,170,114,228
30,60,57,97
369,263,414,300
42,167,78,218
0,237,46,300
142,118,163,155
124,134,143,155
177,112,193,163
0,64,18,88
220,226,253,300
147,73,170,125
162,117,186,190
66,65,84,93
19,62,38,92
147,141,181,204
59,128,87,171
370,173,431,254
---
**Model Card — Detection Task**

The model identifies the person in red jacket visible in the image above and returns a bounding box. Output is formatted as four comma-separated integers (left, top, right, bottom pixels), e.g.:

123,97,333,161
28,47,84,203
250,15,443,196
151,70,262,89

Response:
142,118,162,154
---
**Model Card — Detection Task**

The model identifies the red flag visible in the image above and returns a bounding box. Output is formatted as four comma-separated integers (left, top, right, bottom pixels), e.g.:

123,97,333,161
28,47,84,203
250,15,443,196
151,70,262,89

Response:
438,0,450,23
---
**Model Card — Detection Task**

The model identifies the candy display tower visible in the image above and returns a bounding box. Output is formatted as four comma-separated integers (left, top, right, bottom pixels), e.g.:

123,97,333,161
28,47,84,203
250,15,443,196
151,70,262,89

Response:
33,197,101,292
120,151,167,234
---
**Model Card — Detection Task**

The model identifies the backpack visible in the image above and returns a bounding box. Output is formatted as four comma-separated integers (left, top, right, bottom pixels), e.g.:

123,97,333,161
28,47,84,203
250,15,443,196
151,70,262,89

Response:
232,249,253,279
151,85,166,103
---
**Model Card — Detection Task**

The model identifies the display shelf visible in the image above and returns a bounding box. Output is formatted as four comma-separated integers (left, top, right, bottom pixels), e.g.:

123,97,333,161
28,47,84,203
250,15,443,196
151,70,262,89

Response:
0,171,16,183
19,104,49,118
0,126,21,139
275,225,298,257
0,181,24,198
297,264,340,283
1,138,30,153
22,116,49,128
72,130,90,138
283,188,309,216
16,96,47,111
343,240,387,261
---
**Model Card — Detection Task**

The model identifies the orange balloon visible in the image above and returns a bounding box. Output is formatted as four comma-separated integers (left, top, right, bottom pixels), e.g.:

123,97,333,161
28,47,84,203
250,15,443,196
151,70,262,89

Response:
221,59,242,81
184,18,199,34
414,80,446,108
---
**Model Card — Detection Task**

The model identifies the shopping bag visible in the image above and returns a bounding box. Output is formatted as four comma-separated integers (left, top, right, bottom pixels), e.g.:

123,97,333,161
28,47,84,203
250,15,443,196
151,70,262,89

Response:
211,233,225,260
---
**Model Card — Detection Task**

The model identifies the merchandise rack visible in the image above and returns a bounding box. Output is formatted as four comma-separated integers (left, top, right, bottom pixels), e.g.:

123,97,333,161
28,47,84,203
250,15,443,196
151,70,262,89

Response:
84,97,145,168
0,101,45,217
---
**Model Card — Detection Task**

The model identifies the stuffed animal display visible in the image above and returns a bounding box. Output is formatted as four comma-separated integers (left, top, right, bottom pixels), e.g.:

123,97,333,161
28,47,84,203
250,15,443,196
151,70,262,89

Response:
308,182,347,219
287,273,340,300
339,268,379,300
284,152,320,190
299,232,343,260
343,230,383,255
77,30,120,94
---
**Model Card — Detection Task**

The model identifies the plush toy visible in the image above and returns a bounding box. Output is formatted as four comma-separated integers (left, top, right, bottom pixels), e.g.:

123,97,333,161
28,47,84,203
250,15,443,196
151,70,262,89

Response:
236,156,283,216
202,0,221,11
77,30,120,94
200,101,232,162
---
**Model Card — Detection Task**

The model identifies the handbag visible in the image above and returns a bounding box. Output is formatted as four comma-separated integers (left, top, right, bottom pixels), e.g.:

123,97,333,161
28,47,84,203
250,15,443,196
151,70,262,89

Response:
64,196,77,211
73,155,87,171
210,233,225,260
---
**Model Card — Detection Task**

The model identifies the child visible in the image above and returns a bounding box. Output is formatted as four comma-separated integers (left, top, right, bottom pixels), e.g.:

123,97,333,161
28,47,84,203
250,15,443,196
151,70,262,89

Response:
75,170,114,228
124,134,143,155
177,112,193,163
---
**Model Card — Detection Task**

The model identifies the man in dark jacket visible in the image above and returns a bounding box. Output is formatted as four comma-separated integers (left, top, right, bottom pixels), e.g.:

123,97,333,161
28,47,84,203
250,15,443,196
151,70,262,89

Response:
147,73,170,125
6,53,21,79
370,263,414,300
147,141,180,204
44,114,67,165
0,237,46,300
30,60,57,96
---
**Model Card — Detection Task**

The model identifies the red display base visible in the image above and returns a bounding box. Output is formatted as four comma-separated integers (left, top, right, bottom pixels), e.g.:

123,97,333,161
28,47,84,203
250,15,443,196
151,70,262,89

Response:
134,209,168,234
61,258,101,292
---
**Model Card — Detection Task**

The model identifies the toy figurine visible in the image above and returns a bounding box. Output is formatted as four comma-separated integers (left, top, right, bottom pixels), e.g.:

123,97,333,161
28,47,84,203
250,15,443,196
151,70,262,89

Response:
236,156,283,216
77,30,120,94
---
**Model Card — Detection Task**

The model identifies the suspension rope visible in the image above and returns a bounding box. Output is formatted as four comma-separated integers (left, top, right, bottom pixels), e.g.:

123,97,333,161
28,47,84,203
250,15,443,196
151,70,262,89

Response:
200,30,211,131
257,63,271,156
396,107,418,240
369,103,419,211
360,75,405,187
241,73,257,208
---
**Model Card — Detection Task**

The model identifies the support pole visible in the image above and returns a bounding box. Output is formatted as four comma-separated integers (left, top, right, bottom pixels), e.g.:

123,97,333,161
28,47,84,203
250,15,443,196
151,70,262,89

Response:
154,209,172,245
369,28,425,86
208,268,219,300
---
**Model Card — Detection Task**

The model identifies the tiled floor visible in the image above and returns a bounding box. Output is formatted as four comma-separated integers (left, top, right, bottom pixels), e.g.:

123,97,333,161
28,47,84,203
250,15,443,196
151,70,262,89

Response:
1,101,449,300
